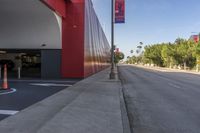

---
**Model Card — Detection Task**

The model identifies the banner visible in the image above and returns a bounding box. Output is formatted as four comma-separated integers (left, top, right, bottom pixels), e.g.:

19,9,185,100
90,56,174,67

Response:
115,0,125,23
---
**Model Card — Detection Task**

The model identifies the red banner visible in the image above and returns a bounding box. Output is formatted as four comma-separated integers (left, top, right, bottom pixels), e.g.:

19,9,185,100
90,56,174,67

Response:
115,0,125,23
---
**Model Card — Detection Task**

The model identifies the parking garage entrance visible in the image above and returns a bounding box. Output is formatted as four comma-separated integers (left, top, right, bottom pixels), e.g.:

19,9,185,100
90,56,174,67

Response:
0,49,41,78
0,0,62,79
0,49,61,79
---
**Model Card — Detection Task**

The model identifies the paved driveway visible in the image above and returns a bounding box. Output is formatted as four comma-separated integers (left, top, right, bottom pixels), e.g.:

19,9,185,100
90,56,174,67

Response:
0,79,80,121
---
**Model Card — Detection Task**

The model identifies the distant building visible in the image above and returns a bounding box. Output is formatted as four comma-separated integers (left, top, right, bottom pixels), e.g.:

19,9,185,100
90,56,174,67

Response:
189,35,199,43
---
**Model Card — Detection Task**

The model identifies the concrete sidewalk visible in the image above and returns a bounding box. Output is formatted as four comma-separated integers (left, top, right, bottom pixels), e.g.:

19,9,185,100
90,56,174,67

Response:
0,68,130,133
130,64,200,75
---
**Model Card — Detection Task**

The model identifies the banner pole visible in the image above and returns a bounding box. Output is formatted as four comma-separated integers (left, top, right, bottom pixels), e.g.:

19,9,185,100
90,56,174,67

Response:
110,0,116,79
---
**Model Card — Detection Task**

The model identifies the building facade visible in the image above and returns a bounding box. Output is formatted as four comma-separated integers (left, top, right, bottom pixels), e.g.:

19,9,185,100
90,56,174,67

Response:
0,0,110,78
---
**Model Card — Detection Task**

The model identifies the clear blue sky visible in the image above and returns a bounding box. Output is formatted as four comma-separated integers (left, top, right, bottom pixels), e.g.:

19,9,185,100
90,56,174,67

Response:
91,0,200,58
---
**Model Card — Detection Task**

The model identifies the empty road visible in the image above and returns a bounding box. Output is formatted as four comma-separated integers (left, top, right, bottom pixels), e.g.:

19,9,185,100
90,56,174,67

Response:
119,65,200,133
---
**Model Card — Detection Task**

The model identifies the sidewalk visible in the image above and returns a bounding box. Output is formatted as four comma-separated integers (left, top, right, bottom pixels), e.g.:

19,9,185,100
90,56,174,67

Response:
131,64,200,75
0,68,130,133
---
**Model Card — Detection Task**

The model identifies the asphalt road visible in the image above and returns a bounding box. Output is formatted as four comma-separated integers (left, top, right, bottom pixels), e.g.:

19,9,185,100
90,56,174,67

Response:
119,65,200,133
0,79,80,121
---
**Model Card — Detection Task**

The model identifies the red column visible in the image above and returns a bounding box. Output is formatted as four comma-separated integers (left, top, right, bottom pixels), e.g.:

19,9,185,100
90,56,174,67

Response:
61,0,85,78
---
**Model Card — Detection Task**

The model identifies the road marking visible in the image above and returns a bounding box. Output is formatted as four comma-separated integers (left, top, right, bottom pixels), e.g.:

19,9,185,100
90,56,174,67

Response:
0,88,17,95
0,110,19,115
168,83,181,89
30,83,72,87
8,79,78,83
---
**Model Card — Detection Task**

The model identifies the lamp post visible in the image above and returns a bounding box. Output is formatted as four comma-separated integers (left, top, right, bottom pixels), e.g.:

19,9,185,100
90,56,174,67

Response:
130,50,133,64
110,0,116,79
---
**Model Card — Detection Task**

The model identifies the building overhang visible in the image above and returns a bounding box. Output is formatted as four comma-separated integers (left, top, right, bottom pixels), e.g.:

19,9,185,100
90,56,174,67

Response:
0,0,61,49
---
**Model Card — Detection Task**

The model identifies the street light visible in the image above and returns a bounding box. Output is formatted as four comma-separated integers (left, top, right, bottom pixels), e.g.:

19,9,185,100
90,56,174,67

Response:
109,0,115,79
130,50,134,64
127,56,130,64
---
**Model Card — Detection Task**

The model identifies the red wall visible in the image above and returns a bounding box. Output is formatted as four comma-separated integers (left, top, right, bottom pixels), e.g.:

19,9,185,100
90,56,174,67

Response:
62,1,85,78
42,0,110,78
84,0,110,77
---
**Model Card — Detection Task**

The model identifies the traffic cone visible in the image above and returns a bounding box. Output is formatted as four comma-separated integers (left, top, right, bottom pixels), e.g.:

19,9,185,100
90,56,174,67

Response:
2,64,8,89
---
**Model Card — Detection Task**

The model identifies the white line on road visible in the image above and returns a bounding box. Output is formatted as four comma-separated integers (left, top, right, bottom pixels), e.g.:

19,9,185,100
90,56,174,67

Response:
0,110,19,115
0,88,17,95
30,83,73,87
168,83,181,89
8,79,77,83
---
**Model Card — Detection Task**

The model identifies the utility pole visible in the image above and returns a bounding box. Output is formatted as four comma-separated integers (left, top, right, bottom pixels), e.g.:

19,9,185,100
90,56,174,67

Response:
110,0,116,79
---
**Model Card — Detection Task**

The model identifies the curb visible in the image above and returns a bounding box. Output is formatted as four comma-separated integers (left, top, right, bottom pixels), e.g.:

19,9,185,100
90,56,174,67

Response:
117,66,132,133
130,64,200,75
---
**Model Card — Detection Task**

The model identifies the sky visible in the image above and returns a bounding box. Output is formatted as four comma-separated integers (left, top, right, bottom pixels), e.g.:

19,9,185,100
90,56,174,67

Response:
91,0,200,58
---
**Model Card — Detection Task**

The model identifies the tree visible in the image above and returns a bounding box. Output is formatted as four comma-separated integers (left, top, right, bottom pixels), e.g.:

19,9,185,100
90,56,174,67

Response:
176,39,196,70
129,37,199,69
161,43,175,68
175,38,184,45
143,44,164,66
195,42,200,71
114,51,124,64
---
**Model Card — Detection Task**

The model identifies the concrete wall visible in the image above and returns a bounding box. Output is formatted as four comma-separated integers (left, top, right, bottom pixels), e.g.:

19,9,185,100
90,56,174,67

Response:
0,0,61,49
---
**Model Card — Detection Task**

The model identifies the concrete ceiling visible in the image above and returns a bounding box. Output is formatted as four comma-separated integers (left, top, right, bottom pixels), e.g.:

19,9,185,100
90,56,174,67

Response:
0,0,61,49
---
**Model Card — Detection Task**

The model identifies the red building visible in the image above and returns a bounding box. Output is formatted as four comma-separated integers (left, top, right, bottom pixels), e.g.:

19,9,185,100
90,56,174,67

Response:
0,0,110,78
189,35,199,43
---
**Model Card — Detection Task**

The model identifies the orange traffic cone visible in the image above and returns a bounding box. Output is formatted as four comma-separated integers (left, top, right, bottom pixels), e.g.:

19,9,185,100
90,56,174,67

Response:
2,64,8,89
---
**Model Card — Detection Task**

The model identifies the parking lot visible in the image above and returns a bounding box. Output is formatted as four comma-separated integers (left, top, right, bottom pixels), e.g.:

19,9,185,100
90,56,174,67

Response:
0,79,80,121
